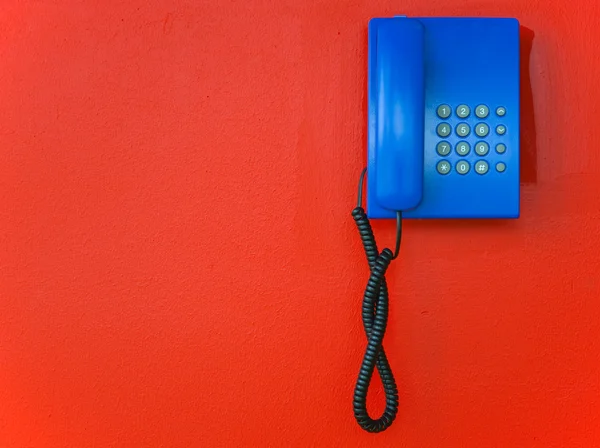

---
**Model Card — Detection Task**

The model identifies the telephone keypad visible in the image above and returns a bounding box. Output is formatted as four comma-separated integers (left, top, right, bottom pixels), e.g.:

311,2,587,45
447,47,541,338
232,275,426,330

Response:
435,103,508,175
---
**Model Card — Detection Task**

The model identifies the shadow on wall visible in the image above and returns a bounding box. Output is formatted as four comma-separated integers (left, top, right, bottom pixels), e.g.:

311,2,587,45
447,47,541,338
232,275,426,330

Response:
520,26,537,185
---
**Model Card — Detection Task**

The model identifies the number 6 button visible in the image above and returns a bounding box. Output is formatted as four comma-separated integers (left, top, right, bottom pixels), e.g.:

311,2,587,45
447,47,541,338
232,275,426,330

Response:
475,123,489,137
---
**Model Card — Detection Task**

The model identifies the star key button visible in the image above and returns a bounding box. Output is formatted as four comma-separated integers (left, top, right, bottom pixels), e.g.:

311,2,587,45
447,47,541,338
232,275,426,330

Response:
437,160,451,175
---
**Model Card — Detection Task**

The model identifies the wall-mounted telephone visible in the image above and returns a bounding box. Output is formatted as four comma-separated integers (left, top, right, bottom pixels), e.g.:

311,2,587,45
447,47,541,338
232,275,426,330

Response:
367,16,520,219
352,16,521,433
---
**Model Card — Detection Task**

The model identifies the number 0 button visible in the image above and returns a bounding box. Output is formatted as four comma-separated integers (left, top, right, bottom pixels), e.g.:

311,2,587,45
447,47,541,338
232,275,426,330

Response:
456,161,470,175
456,123,470,137
437,123,451,137
437,104,451,118
475,123,489,137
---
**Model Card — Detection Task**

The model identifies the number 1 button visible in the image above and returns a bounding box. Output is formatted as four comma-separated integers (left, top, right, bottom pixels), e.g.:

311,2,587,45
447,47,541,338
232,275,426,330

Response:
437,104,451,118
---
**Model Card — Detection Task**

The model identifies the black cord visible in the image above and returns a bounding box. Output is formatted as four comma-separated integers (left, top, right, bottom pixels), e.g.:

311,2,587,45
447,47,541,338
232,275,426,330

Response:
351,168,401,433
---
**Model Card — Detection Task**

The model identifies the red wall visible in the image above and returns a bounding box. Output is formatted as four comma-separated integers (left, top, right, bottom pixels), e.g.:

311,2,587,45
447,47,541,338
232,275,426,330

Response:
1,1,599,447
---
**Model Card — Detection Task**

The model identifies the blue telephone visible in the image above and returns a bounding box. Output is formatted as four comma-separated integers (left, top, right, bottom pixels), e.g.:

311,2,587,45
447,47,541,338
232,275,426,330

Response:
352,16,521,434
366,16,520,219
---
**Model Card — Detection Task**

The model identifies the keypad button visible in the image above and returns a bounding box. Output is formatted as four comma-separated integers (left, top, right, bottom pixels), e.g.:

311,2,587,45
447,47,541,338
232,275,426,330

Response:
455,141,470,156
437,160,451,175
437,104,451,118
475,141,489,156
436,141,451,156
437,123,451,137
475,105,489,118
456,104,470,118
496,106,506,116
456,123,470,137
496,162,506,173
475,160,489,175
496,125,507,135
475,123,489,137
496,143,506,154
456,160,470,175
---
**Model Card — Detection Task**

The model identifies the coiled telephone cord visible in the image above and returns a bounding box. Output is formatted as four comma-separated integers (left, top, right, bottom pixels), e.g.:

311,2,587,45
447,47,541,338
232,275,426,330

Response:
351,168,401,433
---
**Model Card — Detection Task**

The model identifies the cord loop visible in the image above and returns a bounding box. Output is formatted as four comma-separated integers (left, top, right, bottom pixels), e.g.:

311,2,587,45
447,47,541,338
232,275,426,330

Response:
352,168,401,433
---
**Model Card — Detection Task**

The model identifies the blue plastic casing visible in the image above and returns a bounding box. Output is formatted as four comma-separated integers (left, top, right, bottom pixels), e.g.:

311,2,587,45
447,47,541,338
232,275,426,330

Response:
366,17,520,219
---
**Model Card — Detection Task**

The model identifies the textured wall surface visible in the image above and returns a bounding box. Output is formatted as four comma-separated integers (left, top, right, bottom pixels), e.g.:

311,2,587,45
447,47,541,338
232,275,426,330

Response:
1,1,600,447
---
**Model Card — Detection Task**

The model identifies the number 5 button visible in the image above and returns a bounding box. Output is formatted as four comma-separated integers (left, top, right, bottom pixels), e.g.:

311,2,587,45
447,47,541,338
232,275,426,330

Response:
456,123,470,137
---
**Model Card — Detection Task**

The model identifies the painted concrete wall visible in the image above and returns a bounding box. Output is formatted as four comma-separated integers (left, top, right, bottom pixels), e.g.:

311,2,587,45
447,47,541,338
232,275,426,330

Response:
1,1,599,446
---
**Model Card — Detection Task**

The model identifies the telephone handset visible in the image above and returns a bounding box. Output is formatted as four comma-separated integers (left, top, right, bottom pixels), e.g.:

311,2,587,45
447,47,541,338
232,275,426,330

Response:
373,19,425,211
353,15,521,433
